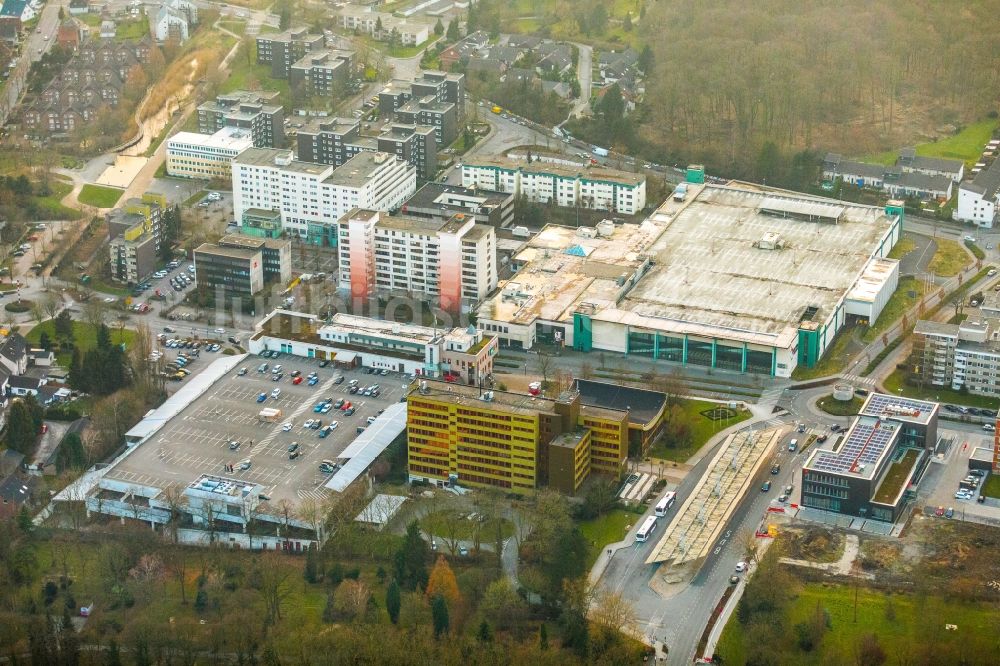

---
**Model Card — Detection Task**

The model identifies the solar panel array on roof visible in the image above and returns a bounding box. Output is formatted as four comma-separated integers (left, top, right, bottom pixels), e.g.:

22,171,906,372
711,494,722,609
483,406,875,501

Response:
860,393,935,423
809,419,899,476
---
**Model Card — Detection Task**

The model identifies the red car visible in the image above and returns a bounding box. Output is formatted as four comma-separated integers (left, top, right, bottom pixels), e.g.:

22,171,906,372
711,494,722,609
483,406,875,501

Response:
340,401,352,411
27,235,38,241
40,424,48,434
292,376,303,385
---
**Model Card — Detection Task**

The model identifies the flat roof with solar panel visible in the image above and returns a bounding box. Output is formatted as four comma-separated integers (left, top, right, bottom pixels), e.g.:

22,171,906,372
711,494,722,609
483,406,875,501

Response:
805,416,900,480
858,393,937,426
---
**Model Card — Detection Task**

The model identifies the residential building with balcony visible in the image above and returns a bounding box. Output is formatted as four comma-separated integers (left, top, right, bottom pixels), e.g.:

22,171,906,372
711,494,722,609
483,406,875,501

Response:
255,27,325,78
197,90,285,148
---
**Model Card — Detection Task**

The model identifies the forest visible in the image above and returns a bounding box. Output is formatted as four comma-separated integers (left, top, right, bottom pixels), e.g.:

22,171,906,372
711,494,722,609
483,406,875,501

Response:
581,0,1000,181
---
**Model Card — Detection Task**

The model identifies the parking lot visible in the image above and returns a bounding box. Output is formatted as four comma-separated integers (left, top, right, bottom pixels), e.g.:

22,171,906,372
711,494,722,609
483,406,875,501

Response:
922,426,994,514
105,355,411,507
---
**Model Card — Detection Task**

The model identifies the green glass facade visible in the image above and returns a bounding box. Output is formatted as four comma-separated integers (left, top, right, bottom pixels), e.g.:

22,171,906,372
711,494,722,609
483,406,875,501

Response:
622,328,776,376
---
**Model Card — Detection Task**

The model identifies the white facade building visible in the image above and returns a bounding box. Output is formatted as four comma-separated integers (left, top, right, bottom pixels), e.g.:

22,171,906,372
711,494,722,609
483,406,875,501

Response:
232,149,416,239
166,127,253,179
955,158,1000,228
336,7,431,45
337,209,497,313
462,157,646,215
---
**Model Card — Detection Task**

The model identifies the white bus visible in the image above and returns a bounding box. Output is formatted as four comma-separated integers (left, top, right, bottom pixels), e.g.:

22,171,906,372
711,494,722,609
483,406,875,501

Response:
635,516,658,543
655,491,677,517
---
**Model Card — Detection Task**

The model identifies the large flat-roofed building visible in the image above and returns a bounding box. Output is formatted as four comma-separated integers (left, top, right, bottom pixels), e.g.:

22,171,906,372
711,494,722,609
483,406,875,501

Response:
197,90,285,148
378,71,465,145
256,27,325,78
248,310,498,383
406,380,628,494
401,183,514,228
801,393,938,522
462,156,647,215
289,49,354,97
194,233,292,299
912,318,1000,396
106,193,168,284
296,118,437,181
232,149,416,245
572,378,668,456
165,127,253,179
337,7,432,47
80,355,340,551
477,183,902,378
337,208,497,313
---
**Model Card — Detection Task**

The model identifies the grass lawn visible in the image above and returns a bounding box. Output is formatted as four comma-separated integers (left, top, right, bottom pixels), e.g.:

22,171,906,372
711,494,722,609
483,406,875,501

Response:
816,395,864,416
115,19,149,41
928,238,972,277
887,236,915,260
860,277,929,343
33,178,83,220
420,509,514,543
220,57,290,100
965,240,986,260
25,320,136,365
217,20,247,35
183,189,207,206
980,474,1000,499
882,367,1000,410
77,184,124,208
78,13,101,27
862,118,999,168
872,448,919,504
578,509,633,568
648,399,751,462
716,581,999,665
792,325,856,380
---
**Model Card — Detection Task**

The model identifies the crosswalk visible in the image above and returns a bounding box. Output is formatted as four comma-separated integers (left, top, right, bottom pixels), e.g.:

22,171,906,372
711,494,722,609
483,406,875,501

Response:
841,373,877,387
757,386,786,408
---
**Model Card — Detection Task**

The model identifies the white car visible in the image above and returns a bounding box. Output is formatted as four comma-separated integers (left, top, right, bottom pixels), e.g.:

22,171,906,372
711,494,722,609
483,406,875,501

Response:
304,418,316,429
214,327,225,334
281,421,293,432
270,388,281,398
735,561,748,573
964,235,976,242
955,490,973,500
328,421,339,430
984,423,996,432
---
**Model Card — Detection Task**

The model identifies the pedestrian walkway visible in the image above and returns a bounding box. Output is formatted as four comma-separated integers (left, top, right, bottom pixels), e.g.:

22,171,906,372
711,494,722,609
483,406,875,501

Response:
841,373,877,387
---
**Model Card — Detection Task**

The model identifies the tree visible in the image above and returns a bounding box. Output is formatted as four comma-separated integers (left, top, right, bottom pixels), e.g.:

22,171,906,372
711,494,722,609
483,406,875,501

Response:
446,19,460,42
251,553,292,625
480,578,527,631
39,331,51,350
539,622,548,650
304,544,319,583
394,521,429,590
386,579,401,624
855,633,887,666
637,45,653,74
590,588,637,638
54,310,73,339
430,594,449,639
424,556,461,605
434,18,444,36
333,579,371,622
16,505,33,533
596,83,625,123
623,12,632,31
477,620,493,642
42,293,61,322
321,592,335,624
6,398,38,455
68,346,85,392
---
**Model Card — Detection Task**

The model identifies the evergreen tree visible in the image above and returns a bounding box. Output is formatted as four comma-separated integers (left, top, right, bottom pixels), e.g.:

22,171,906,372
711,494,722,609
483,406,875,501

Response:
623,12,632,31
16,505,33,533
430,594,449,639
393,521,428,590
386,579,401,624
262,643,280,666
104,639,122,666
38,331,51,350
321,592,335,623
637,45,653,74
7,399,38,455
194,588,207,611
539,622,548,650
434,18,444,36
304,544,319,583
477,620,493,643
54,310,73,339
446,19,460,42
68,346,85,392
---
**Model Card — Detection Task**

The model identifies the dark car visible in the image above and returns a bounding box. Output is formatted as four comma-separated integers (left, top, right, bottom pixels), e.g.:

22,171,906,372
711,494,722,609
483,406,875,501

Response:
761,481,771,492
344,408,355,416
334,376,345,385
771,465,780,475
978,494,986,504
319,360,330,368
287,442,299,453
348,386,359,394
816,434,828,443
289,450,300,460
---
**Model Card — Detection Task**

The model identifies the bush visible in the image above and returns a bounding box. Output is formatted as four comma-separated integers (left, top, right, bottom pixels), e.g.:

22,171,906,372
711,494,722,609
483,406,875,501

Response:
45,404,84,421
327,563,344,585
344,567,361,581
5,300,33,313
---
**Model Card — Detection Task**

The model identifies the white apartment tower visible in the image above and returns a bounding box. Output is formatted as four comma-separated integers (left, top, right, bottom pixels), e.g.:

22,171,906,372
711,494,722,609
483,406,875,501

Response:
338,209,497,314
